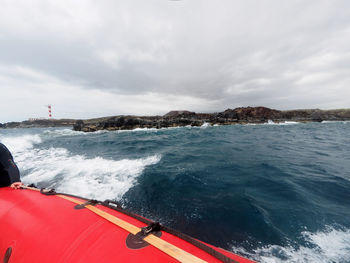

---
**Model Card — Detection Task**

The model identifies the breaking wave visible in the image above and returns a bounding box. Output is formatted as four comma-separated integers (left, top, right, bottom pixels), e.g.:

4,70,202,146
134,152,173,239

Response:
0,133,161,200
265,120,299,125
233,227,350,263
0,134,42,152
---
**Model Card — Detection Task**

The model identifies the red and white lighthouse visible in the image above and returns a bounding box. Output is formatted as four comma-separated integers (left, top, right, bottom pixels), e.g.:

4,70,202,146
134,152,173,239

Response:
48,105,52,118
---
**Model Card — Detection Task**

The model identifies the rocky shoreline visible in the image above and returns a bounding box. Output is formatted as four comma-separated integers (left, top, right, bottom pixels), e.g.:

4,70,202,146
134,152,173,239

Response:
0,119,76,129
72,107,350,132
1,107,349,132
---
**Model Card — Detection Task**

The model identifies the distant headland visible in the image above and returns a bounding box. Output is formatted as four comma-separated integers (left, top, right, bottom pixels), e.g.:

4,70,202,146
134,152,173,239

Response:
1,107,350,132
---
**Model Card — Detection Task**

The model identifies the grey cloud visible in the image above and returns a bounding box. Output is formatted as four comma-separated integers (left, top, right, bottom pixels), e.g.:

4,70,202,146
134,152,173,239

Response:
0,0,350,119
0,37,155,93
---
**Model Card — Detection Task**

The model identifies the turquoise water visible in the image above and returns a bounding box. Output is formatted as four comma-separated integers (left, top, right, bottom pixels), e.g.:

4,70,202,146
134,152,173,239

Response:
1,122,350,262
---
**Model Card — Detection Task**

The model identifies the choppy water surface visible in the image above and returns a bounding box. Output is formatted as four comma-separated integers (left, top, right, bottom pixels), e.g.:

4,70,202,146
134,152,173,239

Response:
1,122,350,262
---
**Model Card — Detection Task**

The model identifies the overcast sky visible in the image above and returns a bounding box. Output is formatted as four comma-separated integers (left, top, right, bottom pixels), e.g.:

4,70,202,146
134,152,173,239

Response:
0,0,349,122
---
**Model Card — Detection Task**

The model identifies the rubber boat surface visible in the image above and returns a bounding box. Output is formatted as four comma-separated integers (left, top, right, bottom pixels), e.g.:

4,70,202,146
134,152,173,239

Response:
0,187,255,263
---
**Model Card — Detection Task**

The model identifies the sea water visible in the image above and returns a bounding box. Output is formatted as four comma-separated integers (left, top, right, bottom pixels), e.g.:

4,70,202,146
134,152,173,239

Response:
1,122,349,262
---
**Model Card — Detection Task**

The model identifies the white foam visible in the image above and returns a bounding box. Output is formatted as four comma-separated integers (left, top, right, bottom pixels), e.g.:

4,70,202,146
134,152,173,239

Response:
245,121,300,126
44,128,115,137
93,126,181,134
125,127,157,132
20,147,161,200
0,134,42,152
264,120,300,126
322,120,350,124
322,121,336,124
201,122,210,128
283,121,299,125
44,128,88,136
233,227,350,263
0,133,161,200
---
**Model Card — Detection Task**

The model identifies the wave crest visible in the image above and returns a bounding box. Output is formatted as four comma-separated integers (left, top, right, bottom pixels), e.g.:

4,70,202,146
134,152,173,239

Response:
233,226,350,263
20,147,161,200
0,134,42,152
1,133,161,200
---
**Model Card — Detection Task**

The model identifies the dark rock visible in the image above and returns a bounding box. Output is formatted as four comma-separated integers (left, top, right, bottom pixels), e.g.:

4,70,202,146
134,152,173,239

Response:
216,107,281,122
82,126,97,132
234,106,281,120
281,110,316,120
72,107,350,132
310,110,323,122
190,120,203,126
3,122,21,128
102,117,125,128
73,120,85,131
217,109,238,119
2,119,76,129
164,111,196,118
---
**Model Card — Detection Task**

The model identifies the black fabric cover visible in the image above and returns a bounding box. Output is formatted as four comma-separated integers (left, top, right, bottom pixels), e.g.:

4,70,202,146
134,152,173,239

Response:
0,143,20,187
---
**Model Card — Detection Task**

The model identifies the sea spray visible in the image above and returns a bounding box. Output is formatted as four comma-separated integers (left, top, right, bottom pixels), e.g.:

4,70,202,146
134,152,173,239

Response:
233,226,350,263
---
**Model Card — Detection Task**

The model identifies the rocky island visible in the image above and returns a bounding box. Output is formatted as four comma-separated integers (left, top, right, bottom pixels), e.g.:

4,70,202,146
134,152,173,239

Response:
0,119,76,129
72,107,350,132
1,107,349,132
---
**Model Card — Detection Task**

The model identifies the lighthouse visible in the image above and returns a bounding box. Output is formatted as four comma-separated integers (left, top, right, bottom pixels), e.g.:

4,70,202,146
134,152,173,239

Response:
48,105,52,118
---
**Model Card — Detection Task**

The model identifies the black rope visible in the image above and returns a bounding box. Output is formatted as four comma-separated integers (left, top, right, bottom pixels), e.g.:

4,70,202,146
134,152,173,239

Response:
159,225,239,263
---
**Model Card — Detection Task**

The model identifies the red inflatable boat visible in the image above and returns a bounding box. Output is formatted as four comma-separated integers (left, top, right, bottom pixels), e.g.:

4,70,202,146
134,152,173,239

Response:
0,186,255,263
